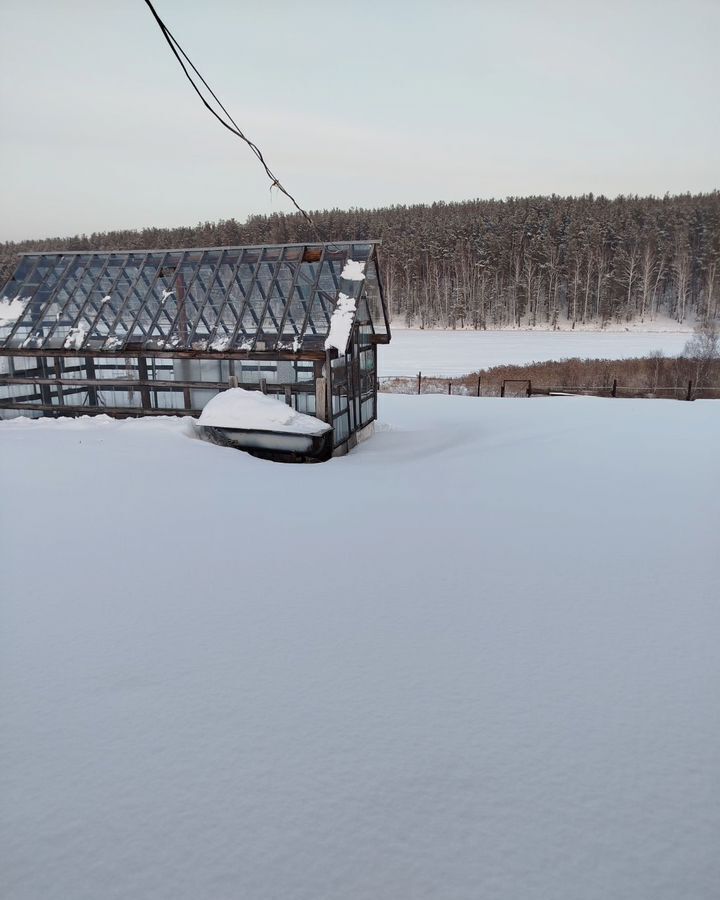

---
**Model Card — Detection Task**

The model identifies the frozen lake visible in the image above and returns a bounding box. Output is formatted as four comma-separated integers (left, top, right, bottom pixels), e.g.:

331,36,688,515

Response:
379,328,692,376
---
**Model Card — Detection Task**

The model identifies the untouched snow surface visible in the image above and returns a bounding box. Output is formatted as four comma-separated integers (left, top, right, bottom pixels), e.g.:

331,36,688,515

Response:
380,328,692,376
198,388,330,434
1,397,719,900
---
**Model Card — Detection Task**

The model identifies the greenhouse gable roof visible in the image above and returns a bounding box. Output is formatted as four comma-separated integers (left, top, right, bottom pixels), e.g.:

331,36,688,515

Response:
0,241,388,355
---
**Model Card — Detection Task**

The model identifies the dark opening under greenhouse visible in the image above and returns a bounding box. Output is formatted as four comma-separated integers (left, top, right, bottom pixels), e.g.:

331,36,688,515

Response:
0,241,390,457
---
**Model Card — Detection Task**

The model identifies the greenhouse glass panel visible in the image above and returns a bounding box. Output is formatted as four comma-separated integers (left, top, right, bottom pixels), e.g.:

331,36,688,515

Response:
0,241,387,354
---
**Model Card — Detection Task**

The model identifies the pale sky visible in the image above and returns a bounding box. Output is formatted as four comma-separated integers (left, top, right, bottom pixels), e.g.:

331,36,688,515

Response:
1,0,718,242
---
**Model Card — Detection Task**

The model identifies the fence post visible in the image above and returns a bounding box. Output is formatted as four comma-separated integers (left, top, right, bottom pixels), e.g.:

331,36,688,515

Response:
500,381,505,397
448,381,452,395
527,380,532,397
417,372,422,395
612,378,617,397
477,375,481,397
687,380,693,401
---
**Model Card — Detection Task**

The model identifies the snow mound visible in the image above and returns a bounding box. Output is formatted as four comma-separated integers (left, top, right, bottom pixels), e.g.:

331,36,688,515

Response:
325,292,356,353
0,296,27,325
341,259,366,281
198,388,331,435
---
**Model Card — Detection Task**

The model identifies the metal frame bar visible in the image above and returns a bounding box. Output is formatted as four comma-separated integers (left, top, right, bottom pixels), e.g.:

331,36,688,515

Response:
32,259,89,349
141,251,195,340
67,256,120,336
39,254,113,347
120,251,170,343
15,240,378,258
274,251,307,341
102,253,152,349
0,373,316,390
0,347,326,362
260,259,287,336
0,401,202,417
203,250,248,348
170,250,213,347
185,249,227,346
325,254,342,293
161,250,210,345
1,252,44,298
0,254,49,343
117,252,166,344
298,246,328,338
280,266,312,337
371,245,392,341
239,257,269,337
223,251,265,349
249,247,286,348
80,254,133,347
144,251,186,341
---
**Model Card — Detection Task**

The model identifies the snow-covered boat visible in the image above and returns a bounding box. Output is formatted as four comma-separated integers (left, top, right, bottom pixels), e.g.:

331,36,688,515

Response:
198,387,333,462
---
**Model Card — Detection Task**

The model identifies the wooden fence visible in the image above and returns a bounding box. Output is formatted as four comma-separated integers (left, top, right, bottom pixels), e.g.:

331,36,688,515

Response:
378,373,719,401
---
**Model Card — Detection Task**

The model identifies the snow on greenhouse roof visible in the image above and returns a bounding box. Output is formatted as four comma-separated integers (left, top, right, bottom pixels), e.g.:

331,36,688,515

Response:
0,242,388,355
0,297,27,325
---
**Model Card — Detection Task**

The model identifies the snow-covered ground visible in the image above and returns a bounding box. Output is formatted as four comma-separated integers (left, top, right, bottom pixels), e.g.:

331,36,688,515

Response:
380,328,692,376
1,396,718,900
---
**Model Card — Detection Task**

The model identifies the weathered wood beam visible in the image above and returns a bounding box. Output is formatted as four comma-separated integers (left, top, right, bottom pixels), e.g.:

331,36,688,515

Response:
0,376,316,392
0,348,327,362
0,401,200,417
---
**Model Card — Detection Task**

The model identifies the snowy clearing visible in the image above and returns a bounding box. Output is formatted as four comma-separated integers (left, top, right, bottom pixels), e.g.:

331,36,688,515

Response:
380,328,692,376
1,396,719,900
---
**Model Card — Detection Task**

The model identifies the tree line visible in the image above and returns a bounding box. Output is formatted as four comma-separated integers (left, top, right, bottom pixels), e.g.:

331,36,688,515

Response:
2,192,718,329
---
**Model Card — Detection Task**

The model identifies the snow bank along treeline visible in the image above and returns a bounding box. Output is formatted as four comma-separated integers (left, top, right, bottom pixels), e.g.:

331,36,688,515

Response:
2,193,718,330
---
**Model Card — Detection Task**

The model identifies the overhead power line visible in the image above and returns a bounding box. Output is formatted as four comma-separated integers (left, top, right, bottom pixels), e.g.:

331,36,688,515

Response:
142,0,319,236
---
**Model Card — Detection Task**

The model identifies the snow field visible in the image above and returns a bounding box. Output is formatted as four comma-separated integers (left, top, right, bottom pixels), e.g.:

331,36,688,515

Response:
1,396,718,900
380,327,693,376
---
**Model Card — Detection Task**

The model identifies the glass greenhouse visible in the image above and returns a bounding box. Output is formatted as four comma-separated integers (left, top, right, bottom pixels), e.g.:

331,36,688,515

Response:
0,241,390,456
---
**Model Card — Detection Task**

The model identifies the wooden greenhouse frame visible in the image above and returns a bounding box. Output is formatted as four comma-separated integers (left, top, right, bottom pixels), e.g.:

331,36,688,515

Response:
0,241,390,456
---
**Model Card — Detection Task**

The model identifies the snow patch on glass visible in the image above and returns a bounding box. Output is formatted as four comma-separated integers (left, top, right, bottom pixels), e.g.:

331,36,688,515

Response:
325,293,357,353
0,296,28,325
64,325,87,350
341,259,366,281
